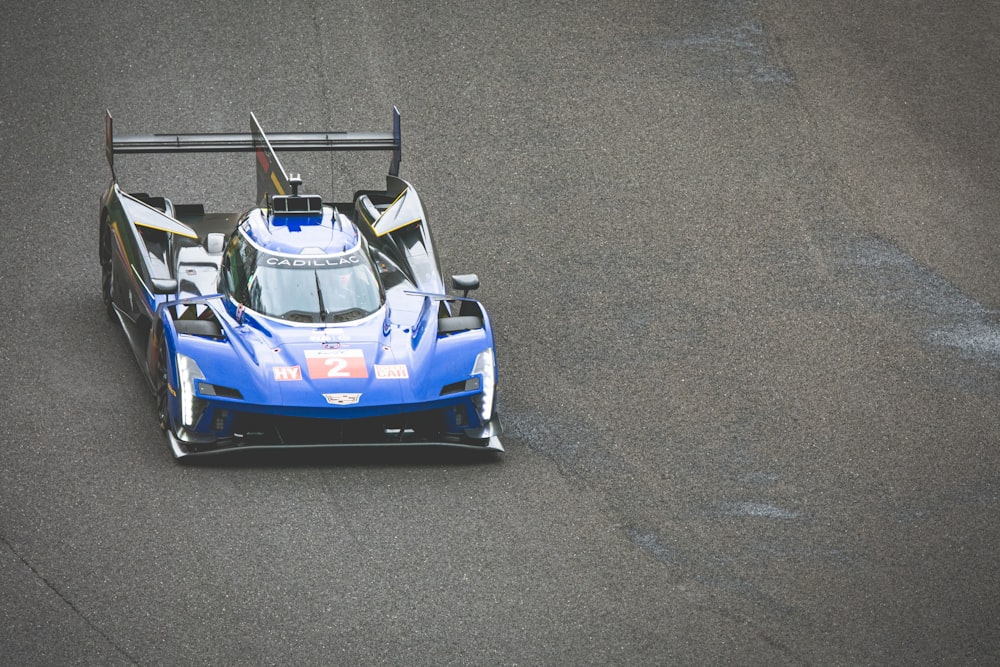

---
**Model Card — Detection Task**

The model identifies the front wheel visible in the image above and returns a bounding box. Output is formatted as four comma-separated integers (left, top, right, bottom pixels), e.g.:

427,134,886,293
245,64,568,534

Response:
156,339,170,432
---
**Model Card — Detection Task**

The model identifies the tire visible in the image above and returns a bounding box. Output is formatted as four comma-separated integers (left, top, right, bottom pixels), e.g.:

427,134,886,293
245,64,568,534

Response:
99,218,115,319
156,338,170,433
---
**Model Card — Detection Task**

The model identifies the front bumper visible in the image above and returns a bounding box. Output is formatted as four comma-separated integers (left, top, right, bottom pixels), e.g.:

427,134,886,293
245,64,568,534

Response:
168,432,503,458
167,410,503,459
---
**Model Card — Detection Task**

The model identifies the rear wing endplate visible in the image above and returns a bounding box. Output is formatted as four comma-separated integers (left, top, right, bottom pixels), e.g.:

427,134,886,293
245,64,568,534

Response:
105,109,402,205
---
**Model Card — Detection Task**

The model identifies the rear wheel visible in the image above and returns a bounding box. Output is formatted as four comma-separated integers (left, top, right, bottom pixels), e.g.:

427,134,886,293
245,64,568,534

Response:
99,219,115,318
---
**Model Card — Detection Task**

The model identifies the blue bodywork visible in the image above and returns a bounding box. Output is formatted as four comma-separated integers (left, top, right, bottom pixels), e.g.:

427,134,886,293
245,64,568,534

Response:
100,111,501,458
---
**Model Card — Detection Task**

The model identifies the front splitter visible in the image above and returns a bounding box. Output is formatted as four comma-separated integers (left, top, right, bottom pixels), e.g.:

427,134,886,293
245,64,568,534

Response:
167,431,503,459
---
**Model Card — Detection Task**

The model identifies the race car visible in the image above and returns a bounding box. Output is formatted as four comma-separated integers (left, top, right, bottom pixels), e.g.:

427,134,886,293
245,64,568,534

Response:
99,109,501,458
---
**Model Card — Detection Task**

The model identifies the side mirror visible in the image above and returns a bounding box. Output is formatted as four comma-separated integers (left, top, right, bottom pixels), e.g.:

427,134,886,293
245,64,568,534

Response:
451,274,480,296
151,278,178,295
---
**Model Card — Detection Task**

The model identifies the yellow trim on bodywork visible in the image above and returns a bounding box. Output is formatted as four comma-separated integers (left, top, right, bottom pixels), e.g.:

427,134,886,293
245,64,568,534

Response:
372,187,421,237
387,187,408,208
270,172,285,195
135,220,199,238
375,217,422,237
120,190,199,239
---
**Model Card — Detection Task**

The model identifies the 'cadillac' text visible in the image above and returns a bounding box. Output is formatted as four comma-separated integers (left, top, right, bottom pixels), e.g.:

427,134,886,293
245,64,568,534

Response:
265,255,360,268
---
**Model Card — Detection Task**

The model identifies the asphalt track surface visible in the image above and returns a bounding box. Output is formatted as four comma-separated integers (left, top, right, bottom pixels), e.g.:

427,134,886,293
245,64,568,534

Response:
2,1,998,664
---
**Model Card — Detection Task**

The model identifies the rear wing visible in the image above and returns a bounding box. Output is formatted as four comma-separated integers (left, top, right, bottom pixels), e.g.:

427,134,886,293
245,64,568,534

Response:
105,109,402,205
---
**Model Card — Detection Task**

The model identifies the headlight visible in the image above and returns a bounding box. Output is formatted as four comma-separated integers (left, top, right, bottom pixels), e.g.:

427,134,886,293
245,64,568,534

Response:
471,347,495,422
176,353,208,428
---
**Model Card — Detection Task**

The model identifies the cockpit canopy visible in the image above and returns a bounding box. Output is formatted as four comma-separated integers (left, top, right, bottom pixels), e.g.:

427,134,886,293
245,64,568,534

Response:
222,207,385,324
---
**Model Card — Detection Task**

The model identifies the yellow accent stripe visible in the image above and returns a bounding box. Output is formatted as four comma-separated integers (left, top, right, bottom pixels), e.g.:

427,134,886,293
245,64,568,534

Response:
271,172,285,195
373,187,416,236
387,187,408,208
135,220,199,239
121,190,199,239
375,218,421,237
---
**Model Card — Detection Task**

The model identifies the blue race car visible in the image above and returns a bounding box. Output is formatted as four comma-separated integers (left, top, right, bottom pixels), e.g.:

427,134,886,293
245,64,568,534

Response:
99,110,501,459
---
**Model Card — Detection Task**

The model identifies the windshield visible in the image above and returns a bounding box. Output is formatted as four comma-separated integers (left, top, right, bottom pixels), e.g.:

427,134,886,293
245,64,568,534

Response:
225,241,384,323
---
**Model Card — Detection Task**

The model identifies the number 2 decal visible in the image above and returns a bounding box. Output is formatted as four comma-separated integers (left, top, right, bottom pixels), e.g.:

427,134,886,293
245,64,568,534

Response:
304,349,369,379
324,357,349,377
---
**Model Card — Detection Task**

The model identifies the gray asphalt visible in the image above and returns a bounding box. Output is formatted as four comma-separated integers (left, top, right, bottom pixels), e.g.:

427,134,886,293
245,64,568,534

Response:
2,0,998,664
